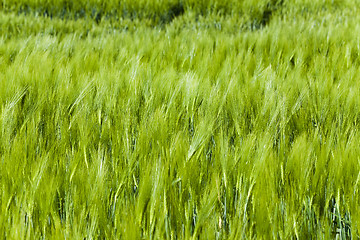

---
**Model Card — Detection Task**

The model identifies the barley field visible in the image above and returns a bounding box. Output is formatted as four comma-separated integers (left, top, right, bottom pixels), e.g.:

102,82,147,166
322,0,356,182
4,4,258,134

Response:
0,0,360,239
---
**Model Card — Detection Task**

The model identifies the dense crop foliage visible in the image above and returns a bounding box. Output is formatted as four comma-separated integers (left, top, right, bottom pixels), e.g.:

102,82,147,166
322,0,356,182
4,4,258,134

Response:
1,0,354,26
1,1,360,239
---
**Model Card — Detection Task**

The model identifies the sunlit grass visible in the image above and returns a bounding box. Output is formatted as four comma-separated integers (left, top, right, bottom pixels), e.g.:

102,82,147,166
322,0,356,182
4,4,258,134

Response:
1,1,360,239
